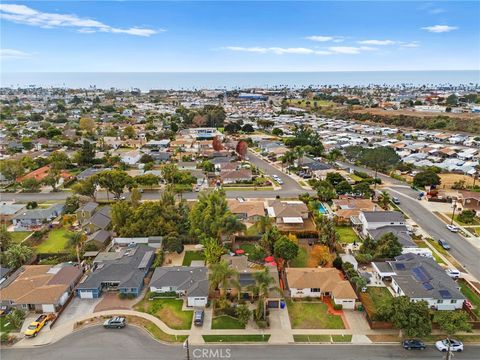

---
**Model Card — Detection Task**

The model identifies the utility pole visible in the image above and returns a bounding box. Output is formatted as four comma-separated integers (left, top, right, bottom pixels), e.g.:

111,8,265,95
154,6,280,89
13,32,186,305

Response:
183,339,190,360
450,200,457,225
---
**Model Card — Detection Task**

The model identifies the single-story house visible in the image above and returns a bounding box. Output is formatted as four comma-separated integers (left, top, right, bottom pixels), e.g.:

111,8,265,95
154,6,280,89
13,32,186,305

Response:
150,266,209,307
82,206,111,234
113,236,163,249
76,245,155,299
457,190,480,211
372,253,465,310
0,264,82,313
76,167,110,181
332,197,379,223
358,210,414,247
12,204,64,231
286,267,358,309
227,199,266,222
220,169,253,184
0,202,26,223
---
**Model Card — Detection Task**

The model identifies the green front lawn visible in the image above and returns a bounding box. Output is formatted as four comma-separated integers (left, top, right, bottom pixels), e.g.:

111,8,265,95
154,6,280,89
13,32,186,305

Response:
203,335,270,343
335,226,360,244
134,298,193,330
10,231,32,244
211,315,245,329
181,251,205,266
287,300,345,329
290,246,308,267
453,215,480,226
294,334,332,343
360,287,393,318
415,241,445,264
35,228,73,253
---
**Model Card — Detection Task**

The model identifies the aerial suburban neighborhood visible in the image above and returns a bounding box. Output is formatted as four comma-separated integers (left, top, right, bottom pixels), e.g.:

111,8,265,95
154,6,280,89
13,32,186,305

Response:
0,83,479,359
1,1,480,359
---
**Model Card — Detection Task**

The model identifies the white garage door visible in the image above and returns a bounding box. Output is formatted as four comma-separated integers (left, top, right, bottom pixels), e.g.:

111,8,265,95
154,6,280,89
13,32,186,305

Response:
42,304,55,313
80,291,94,299
188,297,207,307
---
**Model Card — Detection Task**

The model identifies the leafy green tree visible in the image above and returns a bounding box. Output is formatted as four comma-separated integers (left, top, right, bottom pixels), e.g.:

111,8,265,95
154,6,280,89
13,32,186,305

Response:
130,188,141,207
457,209,476,224
235,304,252,325
335,180,352,195
271,128,283,136
202,237,225,265
434,311,472,337
71,177,97,200
0,159,24,182
163,233,183,253
313,180,336,201
353,181,372,198
255,215,272,234
21,178,41,192
315,215,338,252
273,236,299,262
189,190,244,241
251,268,278,320
3,244,34,268
5,309,25,330
77,140,96,166
360,147,401,179
64,195,80,214
326,172,345,186
135,174,159,188
97,170,134,199
208,260,238,294
260,226,282,255
123,125,136,139
377,296,431,337
0,225,12,252
413,171,441,188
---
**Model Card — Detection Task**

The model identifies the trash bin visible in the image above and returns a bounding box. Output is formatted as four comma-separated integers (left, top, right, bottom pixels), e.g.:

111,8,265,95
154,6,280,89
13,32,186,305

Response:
357,304,364,312
280,300,286,309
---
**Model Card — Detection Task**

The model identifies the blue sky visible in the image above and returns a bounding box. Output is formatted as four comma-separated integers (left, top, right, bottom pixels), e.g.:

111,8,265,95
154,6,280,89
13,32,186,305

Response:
1,1,479,72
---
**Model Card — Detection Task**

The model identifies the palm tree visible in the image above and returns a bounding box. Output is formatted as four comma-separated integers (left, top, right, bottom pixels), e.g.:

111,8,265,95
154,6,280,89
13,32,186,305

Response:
378,191,391,210
68,232,86,266
251,268,281,320
208,260,239,298
255,215,272,234
473,162,480,187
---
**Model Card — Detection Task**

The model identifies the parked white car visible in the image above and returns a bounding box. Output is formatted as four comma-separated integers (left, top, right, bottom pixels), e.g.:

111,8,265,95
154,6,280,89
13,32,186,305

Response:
435,339,463,352
445,268,460,279
446,224,459,232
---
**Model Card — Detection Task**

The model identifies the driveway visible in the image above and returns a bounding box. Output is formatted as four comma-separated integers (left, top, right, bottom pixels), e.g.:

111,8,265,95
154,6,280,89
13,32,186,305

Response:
268,308,293,343
94,292,139,312
54,297,101,327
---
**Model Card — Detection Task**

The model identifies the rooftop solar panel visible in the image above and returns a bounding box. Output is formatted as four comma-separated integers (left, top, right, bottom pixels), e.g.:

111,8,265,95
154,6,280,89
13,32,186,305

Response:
422,282,434,290
439,290,452,299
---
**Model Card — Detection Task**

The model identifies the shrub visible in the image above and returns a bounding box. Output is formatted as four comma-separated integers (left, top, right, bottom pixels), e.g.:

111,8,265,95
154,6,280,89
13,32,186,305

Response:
457,209,476,224
152,250,164,268
256,320,268,329
333,304,343,310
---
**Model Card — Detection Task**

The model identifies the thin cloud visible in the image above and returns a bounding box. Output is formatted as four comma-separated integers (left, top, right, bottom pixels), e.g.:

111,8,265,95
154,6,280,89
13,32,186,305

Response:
327,46,376,54
0,48,32,59
357,39,396,46
421,25,458,33
305,35,344,43
400,41,420,48
224,45,376,56
0,3,160,36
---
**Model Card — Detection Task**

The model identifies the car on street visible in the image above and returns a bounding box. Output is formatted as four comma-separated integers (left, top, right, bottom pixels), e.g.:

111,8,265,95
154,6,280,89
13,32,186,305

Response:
103,317,126,329
435,339,463,352
402,339,426,350
446,224,459,232
392,197,401,205
194,309,204,326
445,268,460,279
438,239,451,250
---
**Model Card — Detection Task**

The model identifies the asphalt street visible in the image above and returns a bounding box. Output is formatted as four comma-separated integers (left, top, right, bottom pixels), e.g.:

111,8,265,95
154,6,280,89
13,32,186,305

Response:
386,186,480,280
3,326,480,360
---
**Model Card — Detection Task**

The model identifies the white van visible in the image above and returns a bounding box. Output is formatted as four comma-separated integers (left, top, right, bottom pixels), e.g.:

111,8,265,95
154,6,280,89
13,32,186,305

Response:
445,268,460,280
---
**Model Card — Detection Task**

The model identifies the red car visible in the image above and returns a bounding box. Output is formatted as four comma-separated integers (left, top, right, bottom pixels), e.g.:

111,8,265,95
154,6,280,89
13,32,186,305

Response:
465,300,472,309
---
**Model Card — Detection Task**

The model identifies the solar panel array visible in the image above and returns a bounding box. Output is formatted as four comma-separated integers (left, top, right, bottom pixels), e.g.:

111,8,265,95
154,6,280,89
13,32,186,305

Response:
439,290,452,299
412,266,432,282
422,282,434,290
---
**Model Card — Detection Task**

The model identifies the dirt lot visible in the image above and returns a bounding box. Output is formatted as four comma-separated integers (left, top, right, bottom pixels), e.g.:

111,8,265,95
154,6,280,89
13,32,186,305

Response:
438,173,476,189
352,108,480,121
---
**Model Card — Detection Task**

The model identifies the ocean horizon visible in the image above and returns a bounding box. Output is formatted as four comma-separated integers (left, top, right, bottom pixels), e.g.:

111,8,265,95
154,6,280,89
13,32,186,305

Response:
1,70,479,91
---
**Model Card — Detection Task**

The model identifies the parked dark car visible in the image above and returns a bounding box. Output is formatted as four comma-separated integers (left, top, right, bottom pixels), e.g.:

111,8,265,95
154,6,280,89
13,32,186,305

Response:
392,197,400,205
403,339,426,350
438,239,451,250
103,317,126,329
194,309,204,326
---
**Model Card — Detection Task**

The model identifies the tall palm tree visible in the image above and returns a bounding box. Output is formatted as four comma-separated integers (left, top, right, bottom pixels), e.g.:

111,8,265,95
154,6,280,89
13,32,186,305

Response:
209,260,239,298
378,191,391,210
255,215,272,234
68,232,86,267
251,268,281,320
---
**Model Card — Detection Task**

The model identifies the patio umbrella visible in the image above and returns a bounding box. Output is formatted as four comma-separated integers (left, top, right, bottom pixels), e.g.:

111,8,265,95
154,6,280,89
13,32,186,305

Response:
264,256,274,262
266,261,277,267
235,249,245,255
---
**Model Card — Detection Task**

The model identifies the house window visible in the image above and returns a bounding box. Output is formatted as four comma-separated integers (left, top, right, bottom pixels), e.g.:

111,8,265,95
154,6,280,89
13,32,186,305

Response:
438,300,443,304
450,300,456,304
311,288,320,293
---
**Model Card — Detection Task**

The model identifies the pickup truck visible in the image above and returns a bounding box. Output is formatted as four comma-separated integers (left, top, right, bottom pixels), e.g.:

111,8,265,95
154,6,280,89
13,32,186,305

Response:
24,314,55,338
